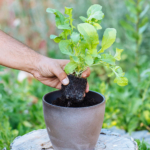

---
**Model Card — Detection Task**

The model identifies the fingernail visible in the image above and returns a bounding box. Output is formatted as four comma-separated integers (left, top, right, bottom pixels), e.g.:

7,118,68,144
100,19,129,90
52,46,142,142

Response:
62,77,69,85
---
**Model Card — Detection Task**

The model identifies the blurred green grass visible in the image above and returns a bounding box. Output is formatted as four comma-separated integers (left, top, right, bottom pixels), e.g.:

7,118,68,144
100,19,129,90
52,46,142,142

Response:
0,0,150,149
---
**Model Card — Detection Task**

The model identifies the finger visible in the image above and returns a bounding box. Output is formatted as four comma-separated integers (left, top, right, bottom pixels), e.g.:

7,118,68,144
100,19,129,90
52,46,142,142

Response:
52,65,69,86
57,59,70,70
55,82,61,89
61,59,70,66
39,78,62,89
83,93,85,97
82,67,91,78
85,82,89,93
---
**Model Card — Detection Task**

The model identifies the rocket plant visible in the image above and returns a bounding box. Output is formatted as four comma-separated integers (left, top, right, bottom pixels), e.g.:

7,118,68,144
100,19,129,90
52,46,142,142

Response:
46,4,128,86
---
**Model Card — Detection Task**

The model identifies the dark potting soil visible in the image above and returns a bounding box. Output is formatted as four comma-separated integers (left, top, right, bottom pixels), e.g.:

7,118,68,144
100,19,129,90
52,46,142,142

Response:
52,74,99,107
52,96,99,107
61,74,87,101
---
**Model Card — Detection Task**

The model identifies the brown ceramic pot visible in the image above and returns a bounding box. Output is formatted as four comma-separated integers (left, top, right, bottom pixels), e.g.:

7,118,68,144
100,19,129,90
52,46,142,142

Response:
43,90,105,150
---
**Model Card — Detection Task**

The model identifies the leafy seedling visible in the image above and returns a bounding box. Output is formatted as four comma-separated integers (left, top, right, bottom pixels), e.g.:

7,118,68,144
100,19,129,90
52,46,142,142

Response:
46,4,128,87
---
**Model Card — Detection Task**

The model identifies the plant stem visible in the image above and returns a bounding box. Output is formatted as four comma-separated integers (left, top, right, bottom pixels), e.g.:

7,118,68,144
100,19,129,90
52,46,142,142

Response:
135,0,140,82
69,15,73,31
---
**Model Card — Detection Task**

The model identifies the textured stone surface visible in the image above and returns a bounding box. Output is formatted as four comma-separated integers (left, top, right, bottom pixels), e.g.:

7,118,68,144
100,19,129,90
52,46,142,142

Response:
108,126,126,135
10,129,137,150
131,130,150,140
109,126,150,144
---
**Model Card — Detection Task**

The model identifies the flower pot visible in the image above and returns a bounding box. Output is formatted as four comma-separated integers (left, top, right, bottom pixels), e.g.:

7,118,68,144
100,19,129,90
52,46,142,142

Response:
43,90,105,150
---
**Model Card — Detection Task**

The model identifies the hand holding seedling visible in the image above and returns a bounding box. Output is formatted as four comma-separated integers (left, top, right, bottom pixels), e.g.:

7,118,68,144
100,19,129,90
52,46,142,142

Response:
33,56,90,91
0,30,90,92
47,4,128,86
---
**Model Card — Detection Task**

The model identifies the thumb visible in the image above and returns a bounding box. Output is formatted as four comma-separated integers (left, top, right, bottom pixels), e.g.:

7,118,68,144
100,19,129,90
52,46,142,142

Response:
53,65,69,85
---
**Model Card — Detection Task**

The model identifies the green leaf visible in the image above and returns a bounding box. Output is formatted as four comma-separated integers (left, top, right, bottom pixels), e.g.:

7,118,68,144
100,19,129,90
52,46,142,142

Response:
46,8,57,13
139,17,149,28
128,117,139,134
143,110,150,124
141,68,150,78
125,1,137,15
99,28,116,53
78,40,90,54
139,5,149,18
58,24,71,30
46,8,66,27
130,98,142,114
59,40,73,56
139,23,148,34
50,35,57,39
65,7,73,16
111,66,128,86
108,72,115,77
139,17,148,28
77,23,99,48
50,35,62,43
55,15,66,26
101,54,116,65
114,66,125,77
87,49,97,57
139,17,149,33
93,23,102,30
23,121,32,128
114,77,128,86
120,20,135,31
125,0,136,5
0,83,4,91
94,57,101,64
126,30,139,40
59,30,70,39
114,48,124,61
79,16,87,22
136,139,150,150
65,7,75,30
71,32,80,43
85,55,93,65
87,4,104,21
72,56,79,62
64,61,77,74
125,14,136,23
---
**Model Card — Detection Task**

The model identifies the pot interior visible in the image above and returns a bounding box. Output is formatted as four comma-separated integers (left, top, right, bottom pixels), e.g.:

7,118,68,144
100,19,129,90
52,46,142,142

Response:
44,90,105,107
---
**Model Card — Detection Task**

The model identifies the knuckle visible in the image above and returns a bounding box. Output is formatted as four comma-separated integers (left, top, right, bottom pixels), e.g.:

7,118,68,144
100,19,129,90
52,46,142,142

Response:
33,72,41,80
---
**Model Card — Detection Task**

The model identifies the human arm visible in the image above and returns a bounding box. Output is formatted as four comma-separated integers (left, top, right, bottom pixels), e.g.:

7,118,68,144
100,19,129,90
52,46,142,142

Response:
0,30,90,91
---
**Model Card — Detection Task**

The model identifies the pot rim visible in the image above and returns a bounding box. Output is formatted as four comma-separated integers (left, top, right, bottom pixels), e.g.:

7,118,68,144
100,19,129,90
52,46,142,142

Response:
43,90,105,109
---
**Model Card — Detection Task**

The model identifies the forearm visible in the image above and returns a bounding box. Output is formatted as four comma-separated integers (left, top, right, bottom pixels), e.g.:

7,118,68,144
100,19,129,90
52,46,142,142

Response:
0,30,40,74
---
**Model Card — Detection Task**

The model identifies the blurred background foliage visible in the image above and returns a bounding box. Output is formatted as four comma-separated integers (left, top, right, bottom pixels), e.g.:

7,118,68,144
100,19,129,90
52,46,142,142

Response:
0,0,150,149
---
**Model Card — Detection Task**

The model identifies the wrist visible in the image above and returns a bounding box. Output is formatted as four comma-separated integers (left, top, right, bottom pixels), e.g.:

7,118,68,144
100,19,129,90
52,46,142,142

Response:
29,52,52,76
25,49,42,75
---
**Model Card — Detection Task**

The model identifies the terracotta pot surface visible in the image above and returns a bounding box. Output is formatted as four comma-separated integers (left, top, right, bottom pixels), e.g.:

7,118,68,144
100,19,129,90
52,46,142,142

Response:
43,90,105,150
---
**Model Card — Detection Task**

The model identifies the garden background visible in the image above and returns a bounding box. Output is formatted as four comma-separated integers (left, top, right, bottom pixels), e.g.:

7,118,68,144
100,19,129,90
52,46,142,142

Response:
0,0,150,149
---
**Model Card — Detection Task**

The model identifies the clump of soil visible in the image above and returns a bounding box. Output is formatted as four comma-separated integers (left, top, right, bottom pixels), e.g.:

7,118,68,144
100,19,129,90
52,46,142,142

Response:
61,74,87,102
52,74,99,107
52,96,99,107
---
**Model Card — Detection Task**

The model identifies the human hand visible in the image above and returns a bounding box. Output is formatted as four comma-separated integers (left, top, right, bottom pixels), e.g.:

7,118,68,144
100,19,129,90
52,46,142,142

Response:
32,56,90,93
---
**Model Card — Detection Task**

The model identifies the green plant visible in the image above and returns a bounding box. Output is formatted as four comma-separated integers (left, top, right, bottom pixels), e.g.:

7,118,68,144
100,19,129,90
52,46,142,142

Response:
0,82,19,150
120,0,149,81
115,0,150,133
0,68,54,149
136,139,150,150
46,4,128,86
